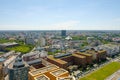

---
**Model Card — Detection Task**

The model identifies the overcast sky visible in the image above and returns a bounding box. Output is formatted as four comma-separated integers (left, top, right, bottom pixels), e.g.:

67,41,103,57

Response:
0,0,120,30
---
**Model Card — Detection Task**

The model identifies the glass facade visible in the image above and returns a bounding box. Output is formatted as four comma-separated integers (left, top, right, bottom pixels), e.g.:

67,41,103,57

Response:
61,30,66,37
9,67,29,80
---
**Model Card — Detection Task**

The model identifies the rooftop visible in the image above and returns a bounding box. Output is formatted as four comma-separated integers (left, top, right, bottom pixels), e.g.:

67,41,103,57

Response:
13,57,26,68
3,51,15,58
34,74,50,80
23,51,39,57
97,44,119,49
72,53,86,58
50,68,68,77
4,55,17,66
54,53,72,59
85,50,96,53
48,55,67,64
76,52,92,57
0,42,18,47
0,57,5,62
30,64,59,76
27,59,42,65
97,50,106,53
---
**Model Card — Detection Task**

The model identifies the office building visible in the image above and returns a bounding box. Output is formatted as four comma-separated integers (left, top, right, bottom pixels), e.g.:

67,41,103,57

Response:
47,53,88,69
25,37,35,45
94,44,120,57
8,57,29,80
40,37,46,47
61,30,66,37
29,64,69,80
47,55,68,69
0,42,19,51
75,52,92,65
29,64,59,80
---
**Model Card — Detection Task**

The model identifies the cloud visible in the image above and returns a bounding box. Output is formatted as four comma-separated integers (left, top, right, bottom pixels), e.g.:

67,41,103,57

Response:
0,20,120,30
47,20,80,30
0,20,80,30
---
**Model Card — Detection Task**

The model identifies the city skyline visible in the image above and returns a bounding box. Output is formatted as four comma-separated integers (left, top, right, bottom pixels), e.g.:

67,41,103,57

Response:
0,0,120,30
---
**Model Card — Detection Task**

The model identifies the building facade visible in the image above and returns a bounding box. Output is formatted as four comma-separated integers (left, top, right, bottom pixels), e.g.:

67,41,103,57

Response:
0,63,4,80
9,57,29,80
61,30,66,37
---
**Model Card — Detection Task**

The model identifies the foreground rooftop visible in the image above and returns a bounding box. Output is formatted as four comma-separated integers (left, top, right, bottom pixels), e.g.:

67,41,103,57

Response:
29,64,59,76
50,68,68,77
34,74,50,80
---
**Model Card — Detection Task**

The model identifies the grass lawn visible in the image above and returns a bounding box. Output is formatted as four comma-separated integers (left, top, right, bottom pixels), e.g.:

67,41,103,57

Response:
0,38,34,54
80,62,120,80
6,45,33,54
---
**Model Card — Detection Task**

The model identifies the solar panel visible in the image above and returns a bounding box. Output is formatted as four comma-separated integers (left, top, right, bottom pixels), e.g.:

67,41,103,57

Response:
54,53,72,58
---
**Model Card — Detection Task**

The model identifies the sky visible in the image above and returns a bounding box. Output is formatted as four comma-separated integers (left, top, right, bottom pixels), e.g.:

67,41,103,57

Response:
0,0,120,30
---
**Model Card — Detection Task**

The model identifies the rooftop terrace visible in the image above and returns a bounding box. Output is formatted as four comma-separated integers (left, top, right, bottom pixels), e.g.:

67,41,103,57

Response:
34,74,50,80
72,53,86,58
76,52,92,57
48,55,67,64
30,64,59,76
50,68,68,77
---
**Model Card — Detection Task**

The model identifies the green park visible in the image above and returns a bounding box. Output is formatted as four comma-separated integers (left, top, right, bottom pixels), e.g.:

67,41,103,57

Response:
80,62,120,80
0,39,34,54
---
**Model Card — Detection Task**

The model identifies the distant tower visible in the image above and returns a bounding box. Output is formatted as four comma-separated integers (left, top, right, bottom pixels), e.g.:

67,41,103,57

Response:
8,57,29,80
61,30,66,37
37,35,46,47
40,37,46,47
25,37,35,45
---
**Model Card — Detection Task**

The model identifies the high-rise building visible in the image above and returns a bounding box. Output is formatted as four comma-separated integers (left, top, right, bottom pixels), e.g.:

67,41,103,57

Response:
36,35,46,48
40,37,46,47
8,57,29,80
61,30,66,37
25,37,35,45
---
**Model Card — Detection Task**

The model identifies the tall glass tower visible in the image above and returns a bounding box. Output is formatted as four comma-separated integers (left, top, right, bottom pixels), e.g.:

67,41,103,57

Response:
61,30,66,37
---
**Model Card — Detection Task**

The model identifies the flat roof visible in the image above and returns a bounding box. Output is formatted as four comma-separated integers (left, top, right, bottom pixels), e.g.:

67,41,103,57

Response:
3,51,15,58
30,64,59,76
54,53,72,58
23,51,39,57
34,74,50,80
0,57,5,62
97,50,106,53
0,42,18,47
48,55,67,64
4,55,17,66
72,53,86,58
27,59,42,65
76,52,92,56
50,68,68,77
29,66,36,71
86,50,96,53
